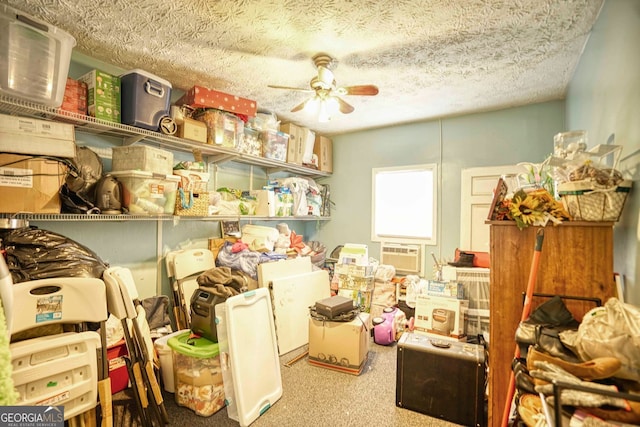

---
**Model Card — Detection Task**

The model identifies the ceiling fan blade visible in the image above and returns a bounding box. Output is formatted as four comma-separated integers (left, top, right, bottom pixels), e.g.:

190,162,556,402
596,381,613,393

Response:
317,66,335,87
336,97,355,114
268,84,314,93
290,100,308,113
337,85,379,96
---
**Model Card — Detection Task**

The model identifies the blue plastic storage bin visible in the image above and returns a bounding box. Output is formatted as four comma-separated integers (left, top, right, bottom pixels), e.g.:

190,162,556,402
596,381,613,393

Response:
120,69,172,131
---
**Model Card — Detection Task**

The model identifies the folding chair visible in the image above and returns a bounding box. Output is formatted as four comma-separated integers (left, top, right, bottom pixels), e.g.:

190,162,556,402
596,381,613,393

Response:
165,249,215,330
103,266,168,426
6,277,110,426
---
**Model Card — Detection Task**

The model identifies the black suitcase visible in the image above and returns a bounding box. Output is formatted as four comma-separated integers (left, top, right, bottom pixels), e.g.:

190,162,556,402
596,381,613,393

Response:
396,332,486,427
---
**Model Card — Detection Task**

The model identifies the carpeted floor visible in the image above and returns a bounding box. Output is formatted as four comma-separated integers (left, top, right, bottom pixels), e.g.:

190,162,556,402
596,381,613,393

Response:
112,339,473,427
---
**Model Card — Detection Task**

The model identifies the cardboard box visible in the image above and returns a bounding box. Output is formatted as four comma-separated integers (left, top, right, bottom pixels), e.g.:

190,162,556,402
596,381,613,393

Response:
314,135,333,172
0,153,66,213
250,189,275,216
177,117,207,143
280,122,303,165
60,78,88,116
78,69,121,123
308,313,370,375
176,85,257,117
414,294,468,340
0,113,76,158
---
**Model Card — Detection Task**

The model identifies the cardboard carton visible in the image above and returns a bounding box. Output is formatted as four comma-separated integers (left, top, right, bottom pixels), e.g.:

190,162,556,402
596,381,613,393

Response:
78,69,121,123
414,294,468,340
314,135,333,172
308,313,370,375
0,113,76,158
0,154,67,213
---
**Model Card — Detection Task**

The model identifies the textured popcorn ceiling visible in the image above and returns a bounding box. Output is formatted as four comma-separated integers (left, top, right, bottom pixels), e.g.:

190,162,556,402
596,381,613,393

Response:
7,0,604,135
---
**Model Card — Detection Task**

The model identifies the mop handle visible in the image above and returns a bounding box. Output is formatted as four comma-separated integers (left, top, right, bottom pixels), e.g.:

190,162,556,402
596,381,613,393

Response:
500,228,544,427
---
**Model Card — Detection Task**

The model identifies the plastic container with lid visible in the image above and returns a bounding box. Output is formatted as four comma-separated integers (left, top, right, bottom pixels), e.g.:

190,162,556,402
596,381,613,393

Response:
167,331,225,417
120,69,172,131
109,170,180,215
0,4,76,107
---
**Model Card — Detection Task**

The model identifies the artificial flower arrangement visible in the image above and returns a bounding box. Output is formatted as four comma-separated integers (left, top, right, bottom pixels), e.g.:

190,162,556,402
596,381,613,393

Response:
494,187,572,229
489,160,572,229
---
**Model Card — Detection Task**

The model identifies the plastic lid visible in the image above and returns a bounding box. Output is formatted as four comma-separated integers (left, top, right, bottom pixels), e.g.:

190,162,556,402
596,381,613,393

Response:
167,331,219,358
109,170,180,181
119,69,172,88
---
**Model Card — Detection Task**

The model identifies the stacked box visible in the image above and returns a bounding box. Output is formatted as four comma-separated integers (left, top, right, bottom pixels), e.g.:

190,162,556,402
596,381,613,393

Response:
60,78,88,116
177,117,207,144
111,145,174,175
314,135,333,172
78,69,121,123
176,85,257,117
0,113,76,158
0,153,66,213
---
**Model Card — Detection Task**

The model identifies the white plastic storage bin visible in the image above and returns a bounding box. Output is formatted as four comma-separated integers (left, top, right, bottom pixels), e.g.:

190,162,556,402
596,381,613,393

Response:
111,145,174,175
153,329,189,393
0,4,76,107
110,170,179,215
120,69,172,131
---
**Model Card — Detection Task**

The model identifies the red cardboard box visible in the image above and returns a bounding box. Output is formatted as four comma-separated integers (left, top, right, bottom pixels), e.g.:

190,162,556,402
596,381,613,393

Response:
176,85,257,117
60,78,88,116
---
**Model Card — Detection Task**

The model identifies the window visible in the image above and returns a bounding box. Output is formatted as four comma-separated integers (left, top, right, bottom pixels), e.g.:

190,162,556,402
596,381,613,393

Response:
371,164,437,245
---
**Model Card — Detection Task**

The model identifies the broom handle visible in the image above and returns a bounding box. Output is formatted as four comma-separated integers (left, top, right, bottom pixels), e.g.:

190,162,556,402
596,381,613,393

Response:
500,228,545,427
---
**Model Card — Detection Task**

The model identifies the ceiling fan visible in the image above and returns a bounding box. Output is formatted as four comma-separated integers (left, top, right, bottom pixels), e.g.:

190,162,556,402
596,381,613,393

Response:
268,53,379,120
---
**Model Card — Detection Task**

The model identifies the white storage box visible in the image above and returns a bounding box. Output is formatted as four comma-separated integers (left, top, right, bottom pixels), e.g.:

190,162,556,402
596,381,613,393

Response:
240,224,279,251
110,170,179,214
0,113,76,158
111,145,174,175
0,4,76,107
153,329,190,393
120,69,172,131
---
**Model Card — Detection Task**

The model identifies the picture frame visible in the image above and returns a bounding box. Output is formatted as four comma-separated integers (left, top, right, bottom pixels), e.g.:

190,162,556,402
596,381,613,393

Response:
220,220,241,237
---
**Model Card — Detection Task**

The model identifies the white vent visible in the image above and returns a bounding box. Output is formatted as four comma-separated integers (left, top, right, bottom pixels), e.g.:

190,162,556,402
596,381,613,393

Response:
380,243,423,275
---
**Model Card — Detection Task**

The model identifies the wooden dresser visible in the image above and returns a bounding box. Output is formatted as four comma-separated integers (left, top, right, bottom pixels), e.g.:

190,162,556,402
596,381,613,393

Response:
488,221,617,427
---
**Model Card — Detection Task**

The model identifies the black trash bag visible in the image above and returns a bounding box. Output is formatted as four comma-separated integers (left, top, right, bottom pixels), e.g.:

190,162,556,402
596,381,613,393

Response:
60,146,103,214
0,226,108,283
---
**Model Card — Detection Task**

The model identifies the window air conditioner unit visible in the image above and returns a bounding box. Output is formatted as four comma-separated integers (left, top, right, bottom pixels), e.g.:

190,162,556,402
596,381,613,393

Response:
380,243,423,276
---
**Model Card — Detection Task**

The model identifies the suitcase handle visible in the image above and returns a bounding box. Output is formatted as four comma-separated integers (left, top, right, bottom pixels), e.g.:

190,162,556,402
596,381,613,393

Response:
430,339,451,349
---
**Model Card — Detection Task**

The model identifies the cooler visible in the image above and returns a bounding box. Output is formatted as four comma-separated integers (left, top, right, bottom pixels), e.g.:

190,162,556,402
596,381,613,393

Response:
120,69,172,131
396,332,486,427
107,339,129,394
167,331,225,417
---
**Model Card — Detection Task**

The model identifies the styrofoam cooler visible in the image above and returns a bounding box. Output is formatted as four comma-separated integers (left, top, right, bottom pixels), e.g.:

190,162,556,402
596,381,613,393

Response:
120,69,172,131
154,329,190,393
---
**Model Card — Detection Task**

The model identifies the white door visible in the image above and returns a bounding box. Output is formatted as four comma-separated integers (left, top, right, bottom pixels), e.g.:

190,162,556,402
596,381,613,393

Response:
460,165,522,252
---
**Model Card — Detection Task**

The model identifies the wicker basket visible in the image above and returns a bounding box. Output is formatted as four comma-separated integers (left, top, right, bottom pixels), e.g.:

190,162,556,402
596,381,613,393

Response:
558,179,632,221
174,189,210,216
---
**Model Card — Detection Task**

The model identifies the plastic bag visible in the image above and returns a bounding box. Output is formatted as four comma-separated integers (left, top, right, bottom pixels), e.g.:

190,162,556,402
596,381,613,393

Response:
574,297,640,381
0,227,108,283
